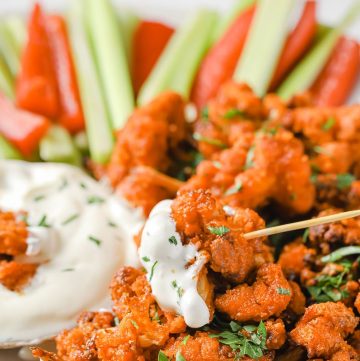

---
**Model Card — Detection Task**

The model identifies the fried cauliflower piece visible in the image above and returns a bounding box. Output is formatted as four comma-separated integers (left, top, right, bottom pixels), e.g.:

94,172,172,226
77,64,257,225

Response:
110,267,186,347
290,302,359,360
215,264,291,322
0,260,37,292
171,189,272,283
0,211,28,256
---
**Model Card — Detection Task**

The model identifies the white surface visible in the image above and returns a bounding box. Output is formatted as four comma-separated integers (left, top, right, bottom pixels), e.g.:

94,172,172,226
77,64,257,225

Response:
1,0,360,359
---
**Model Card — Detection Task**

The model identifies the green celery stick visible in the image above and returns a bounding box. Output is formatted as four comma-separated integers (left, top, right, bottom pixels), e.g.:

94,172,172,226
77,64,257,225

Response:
213,0,256,41
88,0,134,130
0,134,22,160
0,22,21,77
40,126,81,166
4,16,27,55
278,3,360,100
0,55,14,99
67,0,114,164
138,9,218,105
234,0,295,96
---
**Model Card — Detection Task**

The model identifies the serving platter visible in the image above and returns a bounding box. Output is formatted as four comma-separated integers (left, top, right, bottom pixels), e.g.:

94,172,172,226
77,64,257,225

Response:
1,0,360,359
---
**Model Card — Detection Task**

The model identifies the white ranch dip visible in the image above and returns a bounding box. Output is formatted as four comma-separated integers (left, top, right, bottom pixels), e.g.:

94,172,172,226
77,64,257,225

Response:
0,161,143,346
139,200,210,328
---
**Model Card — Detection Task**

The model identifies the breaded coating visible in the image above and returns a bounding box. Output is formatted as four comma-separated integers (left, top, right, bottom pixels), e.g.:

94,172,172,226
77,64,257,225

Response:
287,281,306,316
171,189,272,283
31,348,62,361
0,211,28,256
110,267,186,347
290,302,359,360
278,240,315,279
0,261,37,291
264,319,286,350
355,293,360,314
215,264,291,322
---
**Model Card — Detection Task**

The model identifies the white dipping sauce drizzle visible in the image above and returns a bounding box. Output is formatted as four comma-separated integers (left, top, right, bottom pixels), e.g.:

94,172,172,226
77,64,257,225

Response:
0,161,144,345
139,200,210,328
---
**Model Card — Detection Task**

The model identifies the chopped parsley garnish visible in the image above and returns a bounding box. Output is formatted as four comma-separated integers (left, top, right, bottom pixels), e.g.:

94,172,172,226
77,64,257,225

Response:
62,268,75,272
130,320,139,329
193,133,227,149
114,316,120,326
38,215,51,228
169,236,178,245
88,235,101,246
336,173,356,190
277,287,291,295
108,221,118,228
150,304,161,323
59,178,68,191
225,181,243,196
212,161,222,169
79,182,87,189
322,117,335,131
62,213,79,225
259,126,279,136
201,106,209,119
171,280,184,298
207,225,230,236
149,261,158,281
176,352,186,361
33,195,46,202
87,195,105,204
158,351,169,361
314,146,330,156
303,228,310,243
244,146,255,170
142,256,150,262
182,335,190,345
223,108,245,119
210,320,267,359
307,261,352,303
171,280,178,288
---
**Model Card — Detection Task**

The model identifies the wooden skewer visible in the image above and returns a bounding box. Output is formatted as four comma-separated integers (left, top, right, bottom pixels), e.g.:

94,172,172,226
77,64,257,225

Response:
243,209,360,240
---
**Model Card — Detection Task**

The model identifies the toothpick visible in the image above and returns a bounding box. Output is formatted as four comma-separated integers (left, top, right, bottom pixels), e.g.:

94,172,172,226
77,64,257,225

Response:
243,209,360,240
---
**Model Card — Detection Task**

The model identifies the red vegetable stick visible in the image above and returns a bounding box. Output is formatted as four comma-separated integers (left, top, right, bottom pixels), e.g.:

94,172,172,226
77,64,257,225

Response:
46,15,85,134
270,1,317,90
132,21,174,95
311,37,360,106
0,94,50,156
191,5,256,109
16,4,60,118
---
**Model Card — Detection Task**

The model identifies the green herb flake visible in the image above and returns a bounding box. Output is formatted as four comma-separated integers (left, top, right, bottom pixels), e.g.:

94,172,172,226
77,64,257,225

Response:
176,352,186,361
225,181,243,196
87,195,105,204
59,178,69,191
201,106,209,119
142,256,150,262
177,287,185,298
314,145,330,156
149,261,158,281
88,235,101,246
223,108,245,119
114,316,120,326
62,268,75,272
182,335,190,345
79,182,87,189
210,320,267,359
33,195,46,202
169,236,178,246
38,215,51,228
244,146,255,170
193,133,227,149
130,320,139,329
336,173,356,190
277,287,291,295
62,213,79,225
171,280,178,288
322,117,335,131
207,225,230,236
158,351,169,361
108,221,118,228
303,228,310,243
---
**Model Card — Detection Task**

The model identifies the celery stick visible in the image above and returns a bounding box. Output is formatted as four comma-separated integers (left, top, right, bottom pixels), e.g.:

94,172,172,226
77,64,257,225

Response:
67,0,114,164
234,0,295,96
0,55,14,99
0,22,21,77
40,126,81,166
278,3,360,100
88,0,134,130
0,134,22,160
213,0,256,41
4,16,27,55
138,9,218,105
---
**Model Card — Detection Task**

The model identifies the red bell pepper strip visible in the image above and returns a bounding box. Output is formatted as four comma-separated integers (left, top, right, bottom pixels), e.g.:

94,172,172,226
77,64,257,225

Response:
16,4,60,118
132,21,174,95
0,93,50,156
311,37,360,106
46,15,85,134
270,1,317,90
191,5,255,109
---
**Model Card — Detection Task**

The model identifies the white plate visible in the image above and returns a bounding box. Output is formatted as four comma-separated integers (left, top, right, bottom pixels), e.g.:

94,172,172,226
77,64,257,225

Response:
1,1,360,360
